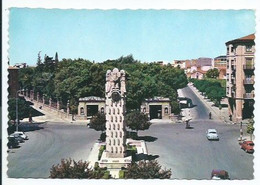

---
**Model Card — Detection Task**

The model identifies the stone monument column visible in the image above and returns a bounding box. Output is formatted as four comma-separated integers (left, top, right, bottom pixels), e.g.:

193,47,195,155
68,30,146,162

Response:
105,68,126,158
57,99,60,110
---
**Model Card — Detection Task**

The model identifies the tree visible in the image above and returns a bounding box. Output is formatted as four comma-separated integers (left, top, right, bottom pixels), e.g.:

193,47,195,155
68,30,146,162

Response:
8,98,31,121
206,68,219,78
89,112,106,141
49,158,110,179
124,160,171,179
125,111,151,137
247,119,254,141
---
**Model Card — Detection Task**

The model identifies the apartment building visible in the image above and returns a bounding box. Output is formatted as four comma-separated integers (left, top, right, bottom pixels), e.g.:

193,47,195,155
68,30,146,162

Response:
226,34,255,122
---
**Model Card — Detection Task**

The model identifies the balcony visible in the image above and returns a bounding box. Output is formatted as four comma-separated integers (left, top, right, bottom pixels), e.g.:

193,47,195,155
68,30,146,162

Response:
243,93,255,99
244,78,254,85
243,65,255,70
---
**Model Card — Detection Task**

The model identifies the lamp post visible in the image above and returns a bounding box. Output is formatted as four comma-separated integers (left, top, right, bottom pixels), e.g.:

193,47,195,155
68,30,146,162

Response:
16,90,22,132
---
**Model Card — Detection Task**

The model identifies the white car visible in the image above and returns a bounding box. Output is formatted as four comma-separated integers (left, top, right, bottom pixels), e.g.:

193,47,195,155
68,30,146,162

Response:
206,129,219,140
11,131,29,140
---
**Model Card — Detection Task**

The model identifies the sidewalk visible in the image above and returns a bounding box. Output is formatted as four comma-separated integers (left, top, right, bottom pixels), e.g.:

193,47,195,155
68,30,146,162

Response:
23,103,89,125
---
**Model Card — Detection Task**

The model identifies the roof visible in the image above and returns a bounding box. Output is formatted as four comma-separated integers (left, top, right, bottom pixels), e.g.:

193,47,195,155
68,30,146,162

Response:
226,34,255,45
214,55,226,60
79,96,105,102
8,66,19,70
145,96,171,102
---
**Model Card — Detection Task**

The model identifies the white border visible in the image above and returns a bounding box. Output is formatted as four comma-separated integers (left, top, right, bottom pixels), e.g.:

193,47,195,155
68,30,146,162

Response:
2,1,260,185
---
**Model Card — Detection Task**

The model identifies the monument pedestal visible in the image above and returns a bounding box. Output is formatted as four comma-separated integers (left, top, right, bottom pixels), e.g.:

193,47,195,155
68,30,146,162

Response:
99,151,132,169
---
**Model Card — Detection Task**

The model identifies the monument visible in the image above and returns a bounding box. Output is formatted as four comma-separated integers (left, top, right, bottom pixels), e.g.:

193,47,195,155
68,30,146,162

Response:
99,68,132,169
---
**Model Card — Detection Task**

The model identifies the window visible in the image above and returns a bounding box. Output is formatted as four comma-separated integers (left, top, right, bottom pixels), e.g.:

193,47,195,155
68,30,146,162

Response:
118,139,120,145
111,147,113,153
113,124,115,130
80,107,84,115
120,116,122,122
111,116,113,122
120,132,122,138
118,108,120,114
115,116,117,122
109,124,111,130
109,139,111,145
113,108,115,114
143,107,146,113
101,107,104,114
113,139,115,145
115,147,118,153
111,132,113,137
165,107,168,114
118,124,120,130
115,132,117,138
109,108,111,115
246,45,253,52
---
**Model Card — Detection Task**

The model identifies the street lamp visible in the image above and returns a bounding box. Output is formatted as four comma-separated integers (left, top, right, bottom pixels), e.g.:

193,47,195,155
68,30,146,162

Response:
16,89,22,131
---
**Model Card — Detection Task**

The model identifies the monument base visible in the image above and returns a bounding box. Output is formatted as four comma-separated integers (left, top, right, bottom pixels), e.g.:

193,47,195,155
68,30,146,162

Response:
99,151,132,169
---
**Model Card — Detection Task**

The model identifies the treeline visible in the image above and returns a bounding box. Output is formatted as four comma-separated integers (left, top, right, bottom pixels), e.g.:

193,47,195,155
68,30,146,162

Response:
19,55,188,113
190,78,226,107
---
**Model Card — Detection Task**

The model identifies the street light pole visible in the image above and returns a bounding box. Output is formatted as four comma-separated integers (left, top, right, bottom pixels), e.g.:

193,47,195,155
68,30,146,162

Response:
16,90,21,132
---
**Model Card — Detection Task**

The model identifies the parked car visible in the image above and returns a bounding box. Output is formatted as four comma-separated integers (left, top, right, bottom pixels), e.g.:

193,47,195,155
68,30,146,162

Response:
211,169,230,180
240,141,254,153
10,133,25,143
206,129,219,140
13,131,29,140
7,136,20,149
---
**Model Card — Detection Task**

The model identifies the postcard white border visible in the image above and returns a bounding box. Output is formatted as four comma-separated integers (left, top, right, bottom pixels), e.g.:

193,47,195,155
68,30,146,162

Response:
2,1,260,185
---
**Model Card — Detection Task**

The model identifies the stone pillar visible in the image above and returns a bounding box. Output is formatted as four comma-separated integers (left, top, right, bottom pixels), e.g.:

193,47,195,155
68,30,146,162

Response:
37,92,39,102
67,100,70,117
105,68,126,158
49,98,52,108
43,95,45,105
57,99,60,110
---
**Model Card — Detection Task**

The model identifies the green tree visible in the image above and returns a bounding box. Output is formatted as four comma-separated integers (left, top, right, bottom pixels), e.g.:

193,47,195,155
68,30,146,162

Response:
124,160,171,179
206,68,219,78
89,112,106,141
125,111,151,137
8,98,31,121
49,158,110,179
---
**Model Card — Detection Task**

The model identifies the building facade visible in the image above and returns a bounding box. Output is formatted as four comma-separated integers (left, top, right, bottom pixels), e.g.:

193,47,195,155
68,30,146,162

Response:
226,34,255,122
8,66,19,98
77,96,105,120
141,97,171,120
213,55,227,79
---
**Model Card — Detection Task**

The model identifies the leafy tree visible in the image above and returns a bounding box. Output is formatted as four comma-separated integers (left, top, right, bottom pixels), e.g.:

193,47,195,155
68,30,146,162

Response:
124,160,171,179
206,68,219,78
89,112,106,141
125,111,151,137
8,98,31,121
49,158,110,179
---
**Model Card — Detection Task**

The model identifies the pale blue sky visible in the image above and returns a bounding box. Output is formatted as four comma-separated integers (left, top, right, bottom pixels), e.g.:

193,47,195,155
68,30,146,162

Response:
9,9,255,65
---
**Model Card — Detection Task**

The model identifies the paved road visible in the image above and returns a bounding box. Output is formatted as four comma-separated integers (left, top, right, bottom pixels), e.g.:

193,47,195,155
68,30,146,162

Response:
139,86,254,179
7,123,99,178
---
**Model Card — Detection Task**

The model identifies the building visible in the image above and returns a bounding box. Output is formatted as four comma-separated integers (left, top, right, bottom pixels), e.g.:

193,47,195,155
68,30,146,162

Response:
226,34,255,122
77,96,105,120
140,97,171,120
185,58,212,79
213,55,227,79
8,66,19,98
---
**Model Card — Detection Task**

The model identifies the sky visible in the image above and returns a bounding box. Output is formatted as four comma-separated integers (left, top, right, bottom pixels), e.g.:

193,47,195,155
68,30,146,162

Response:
9,9,255,65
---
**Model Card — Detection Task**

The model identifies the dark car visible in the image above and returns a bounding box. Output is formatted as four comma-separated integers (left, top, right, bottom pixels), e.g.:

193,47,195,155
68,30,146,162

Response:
211,169,230,180
241,141,254,153
7,136,20,149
